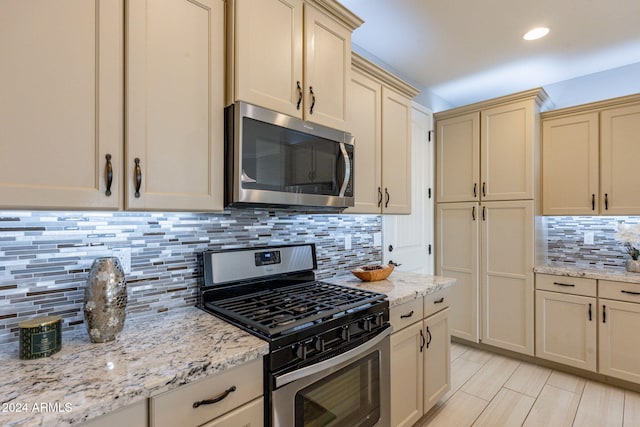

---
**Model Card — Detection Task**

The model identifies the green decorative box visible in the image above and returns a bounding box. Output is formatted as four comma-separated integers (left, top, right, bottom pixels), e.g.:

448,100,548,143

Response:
19,315,62,360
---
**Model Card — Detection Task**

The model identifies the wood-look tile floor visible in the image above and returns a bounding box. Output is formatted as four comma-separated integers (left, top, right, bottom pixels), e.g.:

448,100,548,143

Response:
415,342,640,427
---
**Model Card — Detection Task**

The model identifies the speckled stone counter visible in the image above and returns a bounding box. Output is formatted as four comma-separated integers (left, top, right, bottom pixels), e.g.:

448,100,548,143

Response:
0,307,268,427
328,270,457,307
535,263,640,284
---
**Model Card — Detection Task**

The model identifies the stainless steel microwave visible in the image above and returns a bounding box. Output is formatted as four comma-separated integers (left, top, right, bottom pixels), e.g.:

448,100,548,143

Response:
224,102,354,209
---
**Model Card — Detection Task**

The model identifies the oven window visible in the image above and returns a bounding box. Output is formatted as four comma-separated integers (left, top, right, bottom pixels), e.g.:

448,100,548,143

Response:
242,117,345,196
294,351,380,427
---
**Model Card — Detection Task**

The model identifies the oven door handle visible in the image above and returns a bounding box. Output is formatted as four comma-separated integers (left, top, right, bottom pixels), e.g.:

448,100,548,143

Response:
275,326,392,389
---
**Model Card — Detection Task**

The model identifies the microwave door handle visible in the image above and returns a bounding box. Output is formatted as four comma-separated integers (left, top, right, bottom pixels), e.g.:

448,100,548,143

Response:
338,143,351,197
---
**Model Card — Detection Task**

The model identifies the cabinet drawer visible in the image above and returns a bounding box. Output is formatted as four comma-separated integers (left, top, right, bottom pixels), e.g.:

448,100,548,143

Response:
149,358,263,427
424,288,451,318
390,297,423,332
599,280,640,302
536,274,596,297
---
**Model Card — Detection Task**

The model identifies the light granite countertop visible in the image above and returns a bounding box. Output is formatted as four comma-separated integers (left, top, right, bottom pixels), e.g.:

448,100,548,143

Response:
0,307,269,427
535,263,640,284
328,270,457,307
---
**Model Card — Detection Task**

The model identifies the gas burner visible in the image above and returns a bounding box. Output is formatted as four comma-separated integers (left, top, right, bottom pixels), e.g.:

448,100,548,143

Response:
292,306,308,315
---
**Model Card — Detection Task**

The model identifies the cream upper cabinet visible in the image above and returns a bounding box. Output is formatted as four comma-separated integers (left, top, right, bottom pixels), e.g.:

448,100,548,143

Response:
436,202,480,343
541,112,599,215
435,89,546,204
541,94,640,215
435,112,480,203
228,0,361,131
600,103,640,214
348,69,382,213
480,200,534,355
345,54,418,214
126,0,224,211
0,0,123,210
231,0,303,118
481,100,536,201
381,87,412,214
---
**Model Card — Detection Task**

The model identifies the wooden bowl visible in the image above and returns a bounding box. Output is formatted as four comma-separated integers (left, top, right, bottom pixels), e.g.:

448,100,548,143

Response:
351,264,395,282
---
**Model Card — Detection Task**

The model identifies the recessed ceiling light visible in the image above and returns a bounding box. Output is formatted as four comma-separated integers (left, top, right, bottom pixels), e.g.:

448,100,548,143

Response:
523,27,550,41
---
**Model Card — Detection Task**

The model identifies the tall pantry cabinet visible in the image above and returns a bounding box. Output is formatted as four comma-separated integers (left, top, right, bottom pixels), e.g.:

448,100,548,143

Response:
435,89,548,355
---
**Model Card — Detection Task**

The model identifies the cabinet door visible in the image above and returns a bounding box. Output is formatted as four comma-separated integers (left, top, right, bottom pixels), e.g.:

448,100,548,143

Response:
390,322,424,427
435,112,480,203
481,200,534,355
232,0,303,118
423,308,450,413
436,202,480,342
0,1,123,209
200,398,263,427
303,4,351,130
127,0,224,211
345,69,382,213
381,87,412,214
599,299,640,383
481,100,535,201
535,290,596,371
542,113,599,215
600,103,640,214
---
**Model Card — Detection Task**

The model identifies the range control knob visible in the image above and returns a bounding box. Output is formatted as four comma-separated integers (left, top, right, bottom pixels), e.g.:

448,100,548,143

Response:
313,336,325,352
373,312,385,327
293,343,308,360
359,317,373,332
340,325,351,341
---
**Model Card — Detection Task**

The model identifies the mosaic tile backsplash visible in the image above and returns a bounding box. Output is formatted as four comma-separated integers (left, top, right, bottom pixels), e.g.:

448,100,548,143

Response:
544,216,640,268
0,210,381,345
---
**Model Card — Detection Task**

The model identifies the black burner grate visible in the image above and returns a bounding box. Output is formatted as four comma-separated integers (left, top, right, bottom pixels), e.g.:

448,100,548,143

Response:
205,281,386,337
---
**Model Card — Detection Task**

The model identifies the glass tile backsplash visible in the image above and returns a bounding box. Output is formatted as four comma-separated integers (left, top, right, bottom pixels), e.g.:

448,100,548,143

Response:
544,216,640,268
0,210,381,345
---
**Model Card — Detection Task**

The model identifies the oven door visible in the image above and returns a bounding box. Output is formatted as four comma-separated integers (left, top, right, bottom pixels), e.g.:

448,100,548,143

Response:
272,327,390,427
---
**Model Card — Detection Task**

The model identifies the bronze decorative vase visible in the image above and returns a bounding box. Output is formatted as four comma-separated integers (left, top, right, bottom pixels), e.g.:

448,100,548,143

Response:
84,257,127,343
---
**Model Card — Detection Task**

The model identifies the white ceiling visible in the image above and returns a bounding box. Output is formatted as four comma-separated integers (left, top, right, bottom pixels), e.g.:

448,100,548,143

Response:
340,0,640,110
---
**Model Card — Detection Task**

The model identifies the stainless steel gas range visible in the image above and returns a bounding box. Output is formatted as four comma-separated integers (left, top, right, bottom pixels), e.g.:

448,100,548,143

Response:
199,243,391,427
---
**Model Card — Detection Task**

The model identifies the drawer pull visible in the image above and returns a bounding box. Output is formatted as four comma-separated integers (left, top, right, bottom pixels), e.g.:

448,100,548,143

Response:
400,310,414,319
621,290,640,296
553,282,575,287
434,297,445,304
192,386,236,408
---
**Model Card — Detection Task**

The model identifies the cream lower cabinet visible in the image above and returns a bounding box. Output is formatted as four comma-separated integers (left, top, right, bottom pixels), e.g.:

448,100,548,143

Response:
480,201,534,356
80,400,148,427
149,358,263,427
436,202,479,342
0,0,123,209
346,54,418,214
599,280,640,383
126,0,224,211
436,200,533,355
390,292,451,427
535,274,597,371
228,0,361,131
